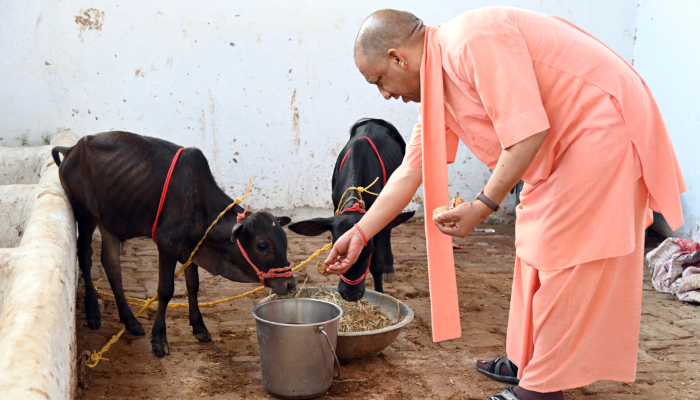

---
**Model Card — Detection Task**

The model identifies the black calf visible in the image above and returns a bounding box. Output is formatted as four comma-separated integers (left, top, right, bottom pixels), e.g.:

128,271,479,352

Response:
53,131,294,357
289,119,414,301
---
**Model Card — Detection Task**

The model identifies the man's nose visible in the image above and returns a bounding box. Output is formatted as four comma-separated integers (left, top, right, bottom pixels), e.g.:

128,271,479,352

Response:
379,88,391,100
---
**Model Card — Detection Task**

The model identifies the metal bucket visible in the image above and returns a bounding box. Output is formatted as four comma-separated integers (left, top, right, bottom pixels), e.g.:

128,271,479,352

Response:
252,298,342,399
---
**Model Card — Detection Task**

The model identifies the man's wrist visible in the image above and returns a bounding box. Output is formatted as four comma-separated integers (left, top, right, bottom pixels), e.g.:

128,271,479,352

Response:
473,198,494,220
353,224,368,246
475,189,502,213
354,220,372,241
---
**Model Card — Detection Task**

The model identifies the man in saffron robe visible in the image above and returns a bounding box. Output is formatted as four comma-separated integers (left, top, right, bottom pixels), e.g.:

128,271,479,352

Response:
323,7,685,400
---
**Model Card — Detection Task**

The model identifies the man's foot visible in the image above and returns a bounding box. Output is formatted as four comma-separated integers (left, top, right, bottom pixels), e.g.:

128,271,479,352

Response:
487,387,564,400
512,387,564,400
476,355,520,384
487,388,518,400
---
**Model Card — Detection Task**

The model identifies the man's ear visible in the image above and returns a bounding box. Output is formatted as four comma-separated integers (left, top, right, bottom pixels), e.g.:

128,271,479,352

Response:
288,217,334,236
277,216,292,227
231,222,245,242
387,48,407,69
383,210,416,231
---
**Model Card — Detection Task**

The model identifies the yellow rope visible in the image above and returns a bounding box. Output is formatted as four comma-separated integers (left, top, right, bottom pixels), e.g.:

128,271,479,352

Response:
86,179,333,368
94,243,333,309
334,176,379,215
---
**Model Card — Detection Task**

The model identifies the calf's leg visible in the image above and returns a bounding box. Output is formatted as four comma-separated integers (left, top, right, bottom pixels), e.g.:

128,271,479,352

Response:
152,250,177,357
77,218,100,329
371,230,398,291
369,233,389,293
383,229,395,283
185,263,211,342
99,226,144,336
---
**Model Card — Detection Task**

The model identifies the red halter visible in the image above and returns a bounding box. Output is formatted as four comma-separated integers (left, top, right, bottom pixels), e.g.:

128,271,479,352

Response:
338,203,365,215
237,209,249,223
337,203,371,286
236,210,293,285
152,148,184,239
338,136,387,186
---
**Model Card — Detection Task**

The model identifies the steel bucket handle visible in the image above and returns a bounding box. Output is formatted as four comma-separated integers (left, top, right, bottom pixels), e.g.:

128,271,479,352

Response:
317,326,341,379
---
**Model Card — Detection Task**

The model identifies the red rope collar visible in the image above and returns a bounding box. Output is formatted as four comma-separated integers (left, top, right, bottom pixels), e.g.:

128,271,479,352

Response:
237,209,250,223
339,149,352,173
338,203,365,215
339,253,371,286
152,148,184,239
236,209,293,285
338,136,386,186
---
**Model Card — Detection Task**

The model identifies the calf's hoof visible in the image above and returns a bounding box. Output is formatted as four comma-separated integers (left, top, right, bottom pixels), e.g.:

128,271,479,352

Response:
86,316,101,330
151,342,170,358
383,272,394,283
125,320,146,336
194,330,212,342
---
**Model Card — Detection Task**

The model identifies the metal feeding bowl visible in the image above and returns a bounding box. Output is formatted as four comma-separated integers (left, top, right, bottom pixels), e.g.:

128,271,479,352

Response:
264,286,414,359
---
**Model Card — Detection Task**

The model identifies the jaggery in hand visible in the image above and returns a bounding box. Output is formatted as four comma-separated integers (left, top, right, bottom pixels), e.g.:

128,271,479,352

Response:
316,262,329,274
433,196,465,228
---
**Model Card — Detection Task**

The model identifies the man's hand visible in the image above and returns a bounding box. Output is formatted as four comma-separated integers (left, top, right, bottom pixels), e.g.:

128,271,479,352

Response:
432,200,492,238
323,165,423,276
323,228,365,275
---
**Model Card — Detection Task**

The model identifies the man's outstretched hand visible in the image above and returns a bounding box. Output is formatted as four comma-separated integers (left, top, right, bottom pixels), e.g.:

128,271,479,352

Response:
323,228,366,275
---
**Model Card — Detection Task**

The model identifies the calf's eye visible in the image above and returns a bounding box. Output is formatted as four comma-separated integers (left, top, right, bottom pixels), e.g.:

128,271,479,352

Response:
257,242,269,252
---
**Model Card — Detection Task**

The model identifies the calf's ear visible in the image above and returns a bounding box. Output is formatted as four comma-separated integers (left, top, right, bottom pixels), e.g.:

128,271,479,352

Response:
288,218,333,236
231,222,245,242
383,210,416,230
276,216,292,227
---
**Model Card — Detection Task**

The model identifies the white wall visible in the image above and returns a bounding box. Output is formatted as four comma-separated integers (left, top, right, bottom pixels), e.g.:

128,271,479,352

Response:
633,0,700,240
0,0,638,218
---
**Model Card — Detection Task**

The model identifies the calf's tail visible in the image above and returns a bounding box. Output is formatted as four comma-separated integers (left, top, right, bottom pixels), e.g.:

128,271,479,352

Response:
52,146,73,167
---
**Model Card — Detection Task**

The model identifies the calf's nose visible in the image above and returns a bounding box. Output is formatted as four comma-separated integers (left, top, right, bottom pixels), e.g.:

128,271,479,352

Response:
286,280,297,292
339,286,366,302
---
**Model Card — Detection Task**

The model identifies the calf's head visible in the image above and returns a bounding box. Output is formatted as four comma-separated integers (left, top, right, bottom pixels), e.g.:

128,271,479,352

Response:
193,211,295,295
288,210,414,301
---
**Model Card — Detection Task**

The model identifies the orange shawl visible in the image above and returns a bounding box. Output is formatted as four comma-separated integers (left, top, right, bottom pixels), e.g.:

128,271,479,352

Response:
419,26,461,342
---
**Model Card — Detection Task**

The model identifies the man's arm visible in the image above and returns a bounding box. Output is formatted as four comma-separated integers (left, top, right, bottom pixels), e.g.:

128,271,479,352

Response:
484,129,546,204
324,164,423,274
433,130,547,237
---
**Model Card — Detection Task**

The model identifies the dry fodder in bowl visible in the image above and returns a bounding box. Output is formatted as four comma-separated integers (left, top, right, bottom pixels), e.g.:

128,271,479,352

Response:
273,286,395,333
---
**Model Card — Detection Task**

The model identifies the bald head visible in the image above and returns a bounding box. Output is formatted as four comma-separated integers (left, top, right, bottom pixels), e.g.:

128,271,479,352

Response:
354,9,424,64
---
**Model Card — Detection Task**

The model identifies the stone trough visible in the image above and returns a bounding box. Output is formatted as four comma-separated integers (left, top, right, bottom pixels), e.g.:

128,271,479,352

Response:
0,130,79,399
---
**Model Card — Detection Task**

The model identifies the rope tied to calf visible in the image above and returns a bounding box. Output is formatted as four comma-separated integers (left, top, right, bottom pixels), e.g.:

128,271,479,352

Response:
334,179,380,287
335,176,379,216
94,242,332,310
334,135,387,216
151,147,184,240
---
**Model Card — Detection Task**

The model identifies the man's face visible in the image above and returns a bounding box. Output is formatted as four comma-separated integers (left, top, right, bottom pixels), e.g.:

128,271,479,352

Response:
356,53,421,103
